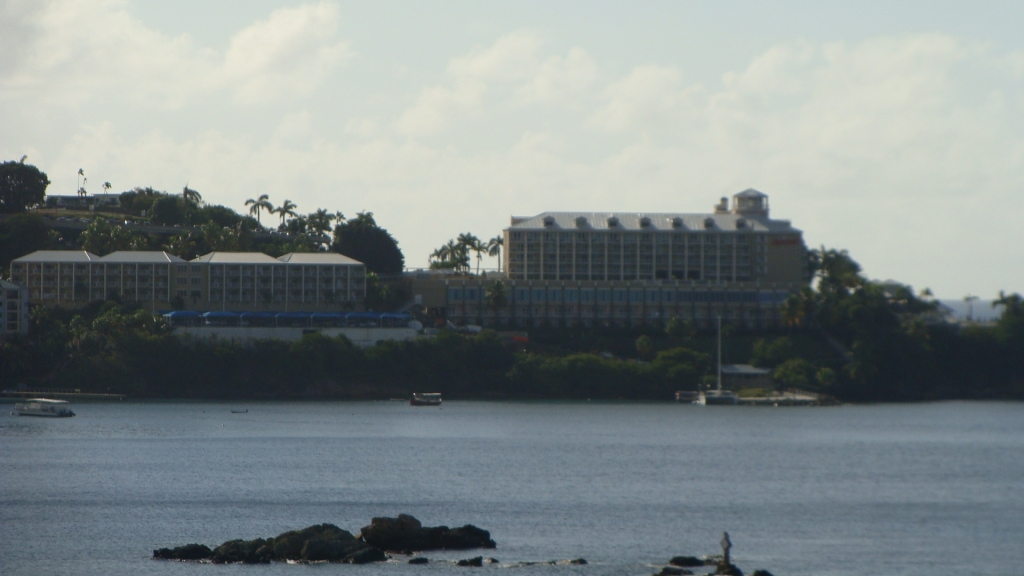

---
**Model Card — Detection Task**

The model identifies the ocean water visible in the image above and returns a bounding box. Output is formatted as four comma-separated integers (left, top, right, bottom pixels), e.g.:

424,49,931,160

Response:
1,400,1022,576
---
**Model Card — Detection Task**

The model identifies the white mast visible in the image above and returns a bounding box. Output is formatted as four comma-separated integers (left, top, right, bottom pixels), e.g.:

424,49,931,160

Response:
716,315,722,392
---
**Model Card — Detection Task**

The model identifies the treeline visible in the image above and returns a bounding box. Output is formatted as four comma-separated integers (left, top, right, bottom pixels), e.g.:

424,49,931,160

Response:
0,302,709,400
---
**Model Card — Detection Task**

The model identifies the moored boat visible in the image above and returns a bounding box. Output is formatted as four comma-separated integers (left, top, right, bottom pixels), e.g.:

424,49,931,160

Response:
410,392,442,406
14,398,75,417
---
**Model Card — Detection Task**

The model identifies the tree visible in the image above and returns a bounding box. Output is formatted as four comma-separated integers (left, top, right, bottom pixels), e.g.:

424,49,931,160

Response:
487,235,503,272
773,358,816,389
77,168,86,197
275,199,297,227
331,212,405,275
182,185,202,205
457,233,484,275
308,208,334,235
151,196,187,225
162,233,198,260
245,194,272,225
0,160,50,213
102,182,112,193
635,335,654,359
665,317,695,342
78,217,152,255
485,280,508,312
0,213,51,270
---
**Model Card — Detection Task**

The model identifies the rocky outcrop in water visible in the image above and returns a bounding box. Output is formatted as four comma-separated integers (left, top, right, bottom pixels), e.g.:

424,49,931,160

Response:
153,523,385,564
669,556,705,567
360,514,496,551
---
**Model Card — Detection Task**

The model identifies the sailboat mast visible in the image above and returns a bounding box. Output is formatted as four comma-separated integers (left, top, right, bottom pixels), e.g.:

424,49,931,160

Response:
716,315,722,392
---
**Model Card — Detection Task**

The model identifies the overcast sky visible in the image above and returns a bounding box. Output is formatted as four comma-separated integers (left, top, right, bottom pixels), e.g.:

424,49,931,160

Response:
2,0,1023,298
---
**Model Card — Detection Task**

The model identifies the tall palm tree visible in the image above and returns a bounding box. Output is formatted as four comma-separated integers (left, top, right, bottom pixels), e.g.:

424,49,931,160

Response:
102,182,112,193
275,199,297,226
182,184,202,205
457,233,484,275
77,168,87,197
245,194,271,224
487,235,503,272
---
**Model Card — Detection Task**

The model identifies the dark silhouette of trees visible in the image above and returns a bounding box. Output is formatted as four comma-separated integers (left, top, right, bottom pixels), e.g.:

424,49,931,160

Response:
0,159,50,213
331,212,404,275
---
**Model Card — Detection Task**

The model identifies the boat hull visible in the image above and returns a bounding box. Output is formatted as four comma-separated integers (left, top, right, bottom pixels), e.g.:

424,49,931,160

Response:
13,399,75,417
410,393,442,407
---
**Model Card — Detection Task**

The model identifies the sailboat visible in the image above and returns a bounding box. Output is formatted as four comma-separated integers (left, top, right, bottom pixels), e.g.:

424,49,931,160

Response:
696,316,739,405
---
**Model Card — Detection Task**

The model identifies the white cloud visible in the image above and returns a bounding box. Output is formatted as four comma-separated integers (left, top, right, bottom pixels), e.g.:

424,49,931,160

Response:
0,0,350,110
394,32,596,135
224,2,352,105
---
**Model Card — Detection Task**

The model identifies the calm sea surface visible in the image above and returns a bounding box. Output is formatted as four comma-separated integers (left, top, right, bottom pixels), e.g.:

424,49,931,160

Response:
1,401,1022,576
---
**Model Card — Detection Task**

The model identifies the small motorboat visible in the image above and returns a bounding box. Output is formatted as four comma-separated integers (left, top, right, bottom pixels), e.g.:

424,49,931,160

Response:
14,398,75,417
410,393,442,407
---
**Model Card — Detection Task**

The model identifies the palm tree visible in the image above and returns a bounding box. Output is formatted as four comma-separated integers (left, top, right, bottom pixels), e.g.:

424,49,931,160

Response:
77,168,87,197
102,182,112,193
275,199,297,226
458,233,484,275
182,184,202,205
308,208,334,235
964,294,978,322
245,194,271,224
487,235,503,272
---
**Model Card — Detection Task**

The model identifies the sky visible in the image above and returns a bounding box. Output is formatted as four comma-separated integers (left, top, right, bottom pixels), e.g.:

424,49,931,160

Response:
2,0,1023,299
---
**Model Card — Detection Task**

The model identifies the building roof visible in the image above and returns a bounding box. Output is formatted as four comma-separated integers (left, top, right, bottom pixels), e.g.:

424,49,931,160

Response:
100,251,186,263
191,252,283,264
734,188,768,198
277,252,363,265
507,211,798,233
1,279,25,290
12,250,100,263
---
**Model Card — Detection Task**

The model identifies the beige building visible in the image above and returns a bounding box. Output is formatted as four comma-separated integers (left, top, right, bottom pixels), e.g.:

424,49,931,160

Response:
1,279,30,336
413,189,808,329
502,189,805,284
9,250,366,312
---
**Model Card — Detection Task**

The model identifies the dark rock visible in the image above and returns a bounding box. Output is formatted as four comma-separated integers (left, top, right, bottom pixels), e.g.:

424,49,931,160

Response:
569,558,588,565
670,556,704,567
715,562,743,576
751,571,774,576
457,556,484,567
345,546,387,564
171,523,386,565
152,543,212,560
211,538,272,564
409,557,429,564
655,567,693,576
360,514,496,551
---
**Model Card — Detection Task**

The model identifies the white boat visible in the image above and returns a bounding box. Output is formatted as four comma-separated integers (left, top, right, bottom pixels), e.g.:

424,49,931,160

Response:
410,392,442,406
14,398,75,417
695,316,739,406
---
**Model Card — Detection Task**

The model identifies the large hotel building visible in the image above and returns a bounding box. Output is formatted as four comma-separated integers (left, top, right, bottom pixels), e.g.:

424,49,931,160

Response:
9,251,366,312
415,189,809,329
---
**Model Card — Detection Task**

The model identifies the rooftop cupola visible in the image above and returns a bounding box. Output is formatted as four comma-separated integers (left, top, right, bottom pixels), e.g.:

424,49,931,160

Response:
732,188,769,217
714,197,729,214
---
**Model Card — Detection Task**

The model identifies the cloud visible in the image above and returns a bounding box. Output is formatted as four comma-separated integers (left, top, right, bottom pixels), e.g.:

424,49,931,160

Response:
0,0,350,110
394,32,596,135
224,2,352,104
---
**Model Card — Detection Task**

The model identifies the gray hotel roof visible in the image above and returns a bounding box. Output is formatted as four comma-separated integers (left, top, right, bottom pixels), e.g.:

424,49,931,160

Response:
191,252,283,264
13,250,100,263
507,212,799,233
277,253,363,265
15,250,186,264
101,251,185,263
